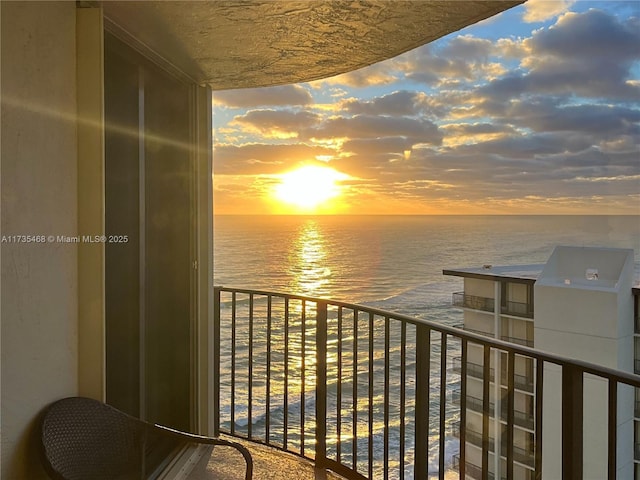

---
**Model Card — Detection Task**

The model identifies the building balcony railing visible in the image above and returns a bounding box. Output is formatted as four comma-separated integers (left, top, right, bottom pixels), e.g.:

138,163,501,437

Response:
636,359,640,375
636,443,640,462
635,400,640,419
214,286,640,480
452,292,495,313
456,390,534,430
451,292,533,319
453,356,534,393
465,436,535,469
501,300,534,319
452,454,505,480
500,335,534,348
463,324,496,338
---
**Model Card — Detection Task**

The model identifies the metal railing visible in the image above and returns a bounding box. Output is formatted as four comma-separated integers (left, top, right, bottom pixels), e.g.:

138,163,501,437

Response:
501,301,534,319
500,335,534,348
452,292,495,313
452,356,534,393
214,286,640,480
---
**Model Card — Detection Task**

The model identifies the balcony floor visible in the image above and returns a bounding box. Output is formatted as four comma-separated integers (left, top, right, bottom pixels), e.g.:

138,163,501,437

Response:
187,436,346,480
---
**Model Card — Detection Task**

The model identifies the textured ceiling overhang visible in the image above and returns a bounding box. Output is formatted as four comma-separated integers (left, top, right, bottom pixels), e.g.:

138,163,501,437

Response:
102,1,524,90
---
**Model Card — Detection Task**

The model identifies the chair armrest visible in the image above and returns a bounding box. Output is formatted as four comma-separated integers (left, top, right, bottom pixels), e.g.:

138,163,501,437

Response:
153,425,253,480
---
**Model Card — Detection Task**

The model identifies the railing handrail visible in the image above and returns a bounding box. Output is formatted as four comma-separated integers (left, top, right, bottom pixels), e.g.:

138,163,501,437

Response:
215,286,640,385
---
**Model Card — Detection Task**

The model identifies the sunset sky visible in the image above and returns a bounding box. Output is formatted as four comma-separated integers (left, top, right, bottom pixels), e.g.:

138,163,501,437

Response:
212,0,640,215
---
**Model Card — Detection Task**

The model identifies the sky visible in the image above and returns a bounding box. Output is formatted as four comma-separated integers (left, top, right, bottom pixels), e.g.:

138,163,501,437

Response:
212,0,640,215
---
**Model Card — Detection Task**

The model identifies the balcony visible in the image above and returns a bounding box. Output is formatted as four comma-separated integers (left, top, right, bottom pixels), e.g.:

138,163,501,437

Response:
452,292,495,313
453,389,534,431
451,292,534,319
500,335,534,348
452,356,534,393
452,454,502,480
464,436,535,469
214,287,640,480
501,300,534,319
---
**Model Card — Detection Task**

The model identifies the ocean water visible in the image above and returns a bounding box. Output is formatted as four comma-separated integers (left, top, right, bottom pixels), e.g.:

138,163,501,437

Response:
214,215,639,309
213,215,640,478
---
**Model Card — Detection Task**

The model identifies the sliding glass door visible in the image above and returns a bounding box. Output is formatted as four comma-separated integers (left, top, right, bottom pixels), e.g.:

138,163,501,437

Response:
104,33,194,432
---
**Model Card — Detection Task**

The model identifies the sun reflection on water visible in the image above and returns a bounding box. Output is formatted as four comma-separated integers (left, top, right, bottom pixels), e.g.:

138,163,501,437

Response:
288,220,331,298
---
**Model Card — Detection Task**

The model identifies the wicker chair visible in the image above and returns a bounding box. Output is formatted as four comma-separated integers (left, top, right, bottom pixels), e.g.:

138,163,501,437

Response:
40,396,253,480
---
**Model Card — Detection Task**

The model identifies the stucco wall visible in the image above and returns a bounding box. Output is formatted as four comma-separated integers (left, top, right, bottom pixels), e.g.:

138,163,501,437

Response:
1,2,78,478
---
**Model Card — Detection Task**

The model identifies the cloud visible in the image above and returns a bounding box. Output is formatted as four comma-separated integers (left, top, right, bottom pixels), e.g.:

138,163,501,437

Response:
319,62,398,88
213,85,313,107
213,143,336,175
341,91,418,116
341,137,415,157
439,35,494,61
230,110,321,138
303,114,442,145
530,9,640,61
512,104,640,135
523,0,576,23
395,39,511,87
341,90,448,119
483,10,640,101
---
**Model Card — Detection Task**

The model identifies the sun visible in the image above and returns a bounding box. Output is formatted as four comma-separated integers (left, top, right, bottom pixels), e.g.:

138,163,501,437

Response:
274,165,349,212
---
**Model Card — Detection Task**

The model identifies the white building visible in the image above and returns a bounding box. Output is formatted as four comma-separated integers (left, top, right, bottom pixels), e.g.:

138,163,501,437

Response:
444,245,638,480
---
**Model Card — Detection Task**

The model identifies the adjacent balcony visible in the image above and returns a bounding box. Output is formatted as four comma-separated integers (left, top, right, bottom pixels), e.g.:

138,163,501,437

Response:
501,300,534,319
452,454,510,480
451,292,534,319
452,356,534,393
500,335,534,348
214,286,640,480
452,292,495,313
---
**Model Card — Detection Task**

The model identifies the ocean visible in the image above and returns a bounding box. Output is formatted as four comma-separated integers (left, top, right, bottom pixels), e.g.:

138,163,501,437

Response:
213,215,640,478
214,215,639,309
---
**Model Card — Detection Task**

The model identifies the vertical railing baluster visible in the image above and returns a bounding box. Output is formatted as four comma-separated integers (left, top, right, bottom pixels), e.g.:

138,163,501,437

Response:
415,323,431,478
368,312,374,480
608,379,617,480
266,295,272,443
337,306,343,463
284,297,289,450
384,316,390,480
506,351,515,480
438,334,447,480
248,293,254,439
316,300,328,469
301,300,306,455
353,310,359,472
460,338,468,479
231,291,237,436
400,321,406,480
213,287,221,436
535,357,543,480
482,345,490,480
562,363,583,480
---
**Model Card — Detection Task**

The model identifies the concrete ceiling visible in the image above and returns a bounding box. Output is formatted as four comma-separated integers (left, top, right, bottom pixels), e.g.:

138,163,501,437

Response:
102,1,524,90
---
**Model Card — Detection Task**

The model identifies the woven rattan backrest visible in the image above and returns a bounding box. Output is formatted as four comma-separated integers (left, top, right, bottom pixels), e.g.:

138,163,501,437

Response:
40,397,145,480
